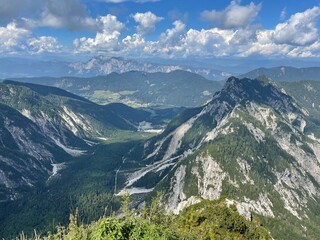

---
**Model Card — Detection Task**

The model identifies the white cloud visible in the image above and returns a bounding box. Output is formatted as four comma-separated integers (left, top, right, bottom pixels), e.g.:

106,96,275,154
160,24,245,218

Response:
98,14,125,33
242,6,320,57
27,36,62,54
240,31,291,57
76,4,320,59
130,5,320,59
73,14,124,53
147,20,186,56
73,5,320,59
272,6,320,46
159,20,186,45
0,22,30,53
122,34,152,56
201,1,262,29
121,26,242,58
0,22,62,55
132,11,163,35
2,1,318,59
173,27,259,58
137,22,259,58
182,28,230,56
122,34,145,49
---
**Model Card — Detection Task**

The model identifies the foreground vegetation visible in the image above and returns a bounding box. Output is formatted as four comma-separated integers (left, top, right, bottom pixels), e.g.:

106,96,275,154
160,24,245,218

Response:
15,194,271,240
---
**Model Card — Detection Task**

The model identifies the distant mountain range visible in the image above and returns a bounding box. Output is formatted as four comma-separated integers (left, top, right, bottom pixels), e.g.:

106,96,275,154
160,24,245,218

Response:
240,66,320,82
70,56,232,80
8,70,223,107
1,56,320,83
0,56,231,80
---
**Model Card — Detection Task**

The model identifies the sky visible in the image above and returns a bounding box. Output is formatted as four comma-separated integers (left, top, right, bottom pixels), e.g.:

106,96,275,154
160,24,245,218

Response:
0,0,319,63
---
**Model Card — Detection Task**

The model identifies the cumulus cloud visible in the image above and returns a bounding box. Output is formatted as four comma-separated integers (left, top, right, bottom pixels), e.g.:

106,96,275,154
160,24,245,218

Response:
132,11,163,35
240,30,291,57
181,28,231,57
155,20,186,56
73,14,124,53
272,6,320,46
74,5,320,59
1,0,319,59
71,4,320,59
240,8,320,57
193,5,320,58
0,22,62,55
288,41,320,57
121,25,240,58
241,6,320,57
0,22,30,53
27,36,63,54
160,20,185,45
121,33,153,56
120,20,187,57
201,1,262,29
126,21,259,58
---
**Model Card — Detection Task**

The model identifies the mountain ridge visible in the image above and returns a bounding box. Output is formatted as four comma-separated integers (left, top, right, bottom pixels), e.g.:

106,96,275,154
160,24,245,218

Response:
8,70,223,107
0,81,183,204
116,76,320,239
240,66,320,82
70,56,231,80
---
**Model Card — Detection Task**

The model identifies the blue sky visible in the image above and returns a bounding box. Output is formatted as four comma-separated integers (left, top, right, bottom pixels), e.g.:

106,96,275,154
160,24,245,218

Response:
0,0,319,62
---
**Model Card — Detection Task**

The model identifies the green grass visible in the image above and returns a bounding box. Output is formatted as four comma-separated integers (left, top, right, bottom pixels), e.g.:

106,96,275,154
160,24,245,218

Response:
13,197,271,240
89,90,141,106
101,130,157,144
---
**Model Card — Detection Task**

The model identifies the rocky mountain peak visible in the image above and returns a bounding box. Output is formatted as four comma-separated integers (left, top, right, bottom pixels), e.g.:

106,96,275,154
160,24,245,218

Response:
213,76,297,114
